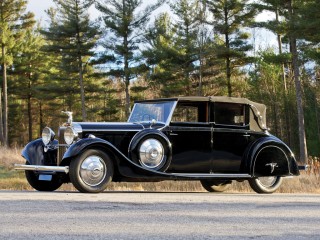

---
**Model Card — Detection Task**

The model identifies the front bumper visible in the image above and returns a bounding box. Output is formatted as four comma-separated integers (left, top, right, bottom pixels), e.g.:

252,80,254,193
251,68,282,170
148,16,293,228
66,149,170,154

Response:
14,164,69,174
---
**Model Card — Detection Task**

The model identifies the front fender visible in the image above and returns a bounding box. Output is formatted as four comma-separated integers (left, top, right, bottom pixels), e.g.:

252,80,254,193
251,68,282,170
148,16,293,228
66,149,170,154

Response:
22,138,58,166
61,137,176,179
243,136,299,177
62,138,115,160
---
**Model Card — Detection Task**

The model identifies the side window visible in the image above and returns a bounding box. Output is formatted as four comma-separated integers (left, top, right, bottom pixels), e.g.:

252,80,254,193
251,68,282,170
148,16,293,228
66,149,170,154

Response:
172,102,207,123
213,103,247,126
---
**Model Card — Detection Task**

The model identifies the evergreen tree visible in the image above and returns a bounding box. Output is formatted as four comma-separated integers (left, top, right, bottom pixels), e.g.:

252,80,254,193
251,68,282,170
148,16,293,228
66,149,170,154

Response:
41,0,100,121
0,0,35,146
143,13,179,97
207,0,257,97
144,1,213,97
10,25,47,142
170,0,200,95
297,0,320,63
96,0,164,118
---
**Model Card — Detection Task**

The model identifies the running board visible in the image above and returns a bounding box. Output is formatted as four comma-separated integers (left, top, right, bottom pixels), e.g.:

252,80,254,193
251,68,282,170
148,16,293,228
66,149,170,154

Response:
14,164,69,174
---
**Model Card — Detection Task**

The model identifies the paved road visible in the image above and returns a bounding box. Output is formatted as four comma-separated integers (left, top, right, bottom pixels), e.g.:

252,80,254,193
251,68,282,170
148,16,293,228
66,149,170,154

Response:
0,191,319,240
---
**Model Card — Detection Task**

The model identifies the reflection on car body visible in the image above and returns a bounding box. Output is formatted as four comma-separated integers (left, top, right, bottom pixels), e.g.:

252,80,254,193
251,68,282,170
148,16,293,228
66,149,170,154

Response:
15,96,300,194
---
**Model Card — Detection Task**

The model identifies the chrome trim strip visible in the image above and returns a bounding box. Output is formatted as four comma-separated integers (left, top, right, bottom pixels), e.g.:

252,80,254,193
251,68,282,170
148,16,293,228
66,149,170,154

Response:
171,173,251,178
14,164,69,173
76,129,141,132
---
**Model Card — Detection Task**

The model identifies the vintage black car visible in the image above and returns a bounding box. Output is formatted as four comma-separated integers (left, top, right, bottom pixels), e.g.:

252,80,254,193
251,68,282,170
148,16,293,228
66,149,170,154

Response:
15,96,300,194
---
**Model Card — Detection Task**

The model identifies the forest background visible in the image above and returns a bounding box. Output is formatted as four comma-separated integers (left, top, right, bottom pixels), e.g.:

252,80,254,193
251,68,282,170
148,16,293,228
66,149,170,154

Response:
0,0,320,165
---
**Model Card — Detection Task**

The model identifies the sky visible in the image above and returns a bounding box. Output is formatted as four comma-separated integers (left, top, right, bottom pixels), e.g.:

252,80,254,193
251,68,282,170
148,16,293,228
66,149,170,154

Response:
27,0,54,21
26,0,277,50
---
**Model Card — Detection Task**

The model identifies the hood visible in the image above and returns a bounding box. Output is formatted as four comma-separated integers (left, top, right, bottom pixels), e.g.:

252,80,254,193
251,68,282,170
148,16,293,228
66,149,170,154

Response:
71,122,166,133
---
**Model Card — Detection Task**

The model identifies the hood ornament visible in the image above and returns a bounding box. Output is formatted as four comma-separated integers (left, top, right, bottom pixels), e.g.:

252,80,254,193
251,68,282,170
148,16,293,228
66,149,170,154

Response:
62,111,73,124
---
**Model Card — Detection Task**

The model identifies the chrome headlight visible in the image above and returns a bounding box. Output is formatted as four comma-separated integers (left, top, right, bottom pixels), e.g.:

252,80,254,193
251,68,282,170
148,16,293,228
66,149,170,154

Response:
64,126,78,145
42,127,55,145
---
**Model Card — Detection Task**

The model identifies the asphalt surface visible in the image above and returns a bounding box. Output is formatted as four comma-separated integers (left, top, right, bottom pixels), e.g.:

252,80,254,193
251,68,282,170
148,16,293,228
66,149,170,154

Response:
0,191,319,239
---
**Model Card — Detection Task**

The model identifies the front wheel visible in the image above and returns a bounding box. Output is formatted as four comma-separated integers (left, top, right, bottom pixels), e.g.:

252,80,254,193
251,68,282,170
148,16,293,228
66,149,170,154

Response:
69,149,114,193
200,180,231,192
25,167,63,191
248,176,282,194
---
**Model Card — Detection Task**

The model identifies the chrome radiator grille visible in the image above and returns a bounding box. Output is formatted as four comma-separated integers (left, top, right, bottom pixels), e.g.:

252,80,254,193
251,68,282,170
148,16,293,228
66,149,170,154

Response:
58,127,67,165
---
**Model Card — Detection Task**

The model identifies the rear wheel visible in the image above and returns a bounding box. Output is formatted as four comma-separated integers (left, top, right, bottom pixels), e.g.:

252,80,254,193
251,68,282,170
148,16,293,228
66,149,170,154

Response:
25,162,63,191
248,176,282,194
69,149,113,193
200,180,231,192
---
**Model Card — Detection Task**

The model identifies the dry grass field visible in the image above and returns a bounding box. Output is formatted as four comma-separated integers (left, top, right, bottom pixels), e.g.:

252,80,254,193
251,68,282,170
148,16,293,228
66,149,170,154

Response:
1,146,320,193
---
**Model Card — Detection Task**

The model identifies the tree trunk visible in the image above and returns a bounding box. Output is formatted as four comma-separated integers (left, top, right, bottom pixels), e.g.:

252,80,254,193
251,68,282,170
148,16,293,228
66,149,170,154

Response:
224,6,232,97
28,90,32,142
288,0,308,164
0,87,3,144
78,57,87,121
292,39,308,163
2,44,8,147
123,0,130,119
276,7,291,146
39,101,43,136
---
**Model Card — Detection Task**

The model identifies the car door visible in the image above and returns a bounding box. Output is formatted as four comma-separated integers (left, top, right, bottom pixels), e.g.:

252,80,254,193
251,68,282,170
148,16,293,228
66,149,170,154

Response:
167,101,212,173
211,102,250,173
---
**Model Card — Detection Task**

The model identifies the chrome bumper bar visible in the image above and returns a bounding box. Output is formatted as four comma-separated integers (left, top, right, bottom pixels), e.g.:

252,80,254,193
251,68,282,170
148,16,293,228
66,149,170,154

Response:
14,164,69,174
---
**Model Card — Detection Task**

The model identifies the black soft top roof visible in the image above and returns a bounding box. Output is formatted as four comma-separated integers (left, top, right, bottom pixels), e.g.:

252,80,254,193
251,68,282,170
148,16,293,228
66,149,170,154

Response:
136,96,267,131
136,96,265,112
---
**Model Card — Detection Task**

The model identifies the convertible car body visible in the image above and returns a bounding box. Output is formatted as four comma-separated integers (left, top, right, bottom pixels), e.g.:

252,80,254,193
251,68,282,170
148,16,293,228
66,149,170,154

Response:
15,96,300,193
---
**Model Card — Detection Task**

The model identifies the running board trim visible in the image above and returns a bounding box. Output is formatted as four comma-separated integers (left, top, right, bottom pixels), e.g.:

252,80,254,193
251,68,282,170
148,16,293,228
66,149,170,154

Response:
14,164,69,174
171,173,251,179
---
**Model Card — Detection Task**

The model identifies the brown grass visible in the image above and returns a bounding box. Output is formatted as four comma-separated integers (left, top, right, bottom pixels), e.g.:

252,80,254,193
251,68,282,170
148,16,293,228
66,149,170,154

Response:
0,147,320,193
0,146,25,167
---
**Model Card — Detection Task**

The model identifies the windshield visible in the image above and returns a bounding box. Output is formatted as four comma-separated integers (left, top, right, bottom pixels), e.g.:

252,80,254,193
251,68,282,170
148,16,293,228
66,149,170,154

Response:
128,101,176,124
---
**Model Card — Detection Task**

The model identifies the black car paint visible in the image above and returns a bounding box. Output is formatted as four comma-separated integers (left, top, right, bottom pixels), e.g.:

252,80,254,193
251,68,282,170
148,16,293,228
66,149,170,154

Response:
20,97,300,185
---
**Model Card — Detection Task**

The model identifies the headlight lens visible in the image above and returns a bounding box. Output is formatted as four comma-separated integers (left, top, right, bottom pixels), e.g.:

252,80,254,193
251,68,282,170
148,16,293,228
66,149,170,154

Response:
42,127,55,145
64,127,78,145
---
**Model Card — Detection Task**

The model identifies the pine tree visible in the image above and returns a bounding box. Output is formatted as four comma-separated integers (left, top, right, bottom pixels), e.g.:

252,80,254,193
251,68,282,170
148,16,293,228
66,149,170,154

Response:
170,0,200,95
143,13,179,97
41,0,100,121
207,0,257,97
0,0,35,146
144,1,212,97
96,0,164,118
10,25,47,142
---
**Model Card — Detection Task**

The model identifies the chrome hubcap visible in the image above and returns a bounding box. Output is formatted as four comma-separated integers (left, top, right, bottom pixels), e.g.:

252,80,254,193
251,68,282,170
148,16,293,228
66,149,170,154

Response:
258,176,277,187
80,155,106,186
139,138,164,169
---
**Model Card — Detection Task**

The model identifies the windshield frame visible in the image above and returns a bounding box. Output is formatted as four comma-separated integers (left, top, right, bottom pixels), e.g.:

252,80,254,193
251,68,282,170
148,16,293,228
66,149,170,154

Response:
128,100,177,126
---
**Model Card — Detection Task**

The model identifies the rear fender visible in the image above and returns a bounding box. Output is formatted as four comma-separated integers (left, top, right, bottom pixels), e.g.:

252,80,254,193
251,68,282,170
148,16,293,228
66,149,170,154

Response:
244,136,299,177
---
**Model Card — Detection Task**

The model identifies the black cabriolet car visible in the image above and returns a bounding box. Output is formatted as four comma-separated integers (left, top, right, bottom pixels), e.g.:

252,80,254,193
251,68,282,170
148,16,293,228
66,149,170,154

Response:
15,96,300,193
